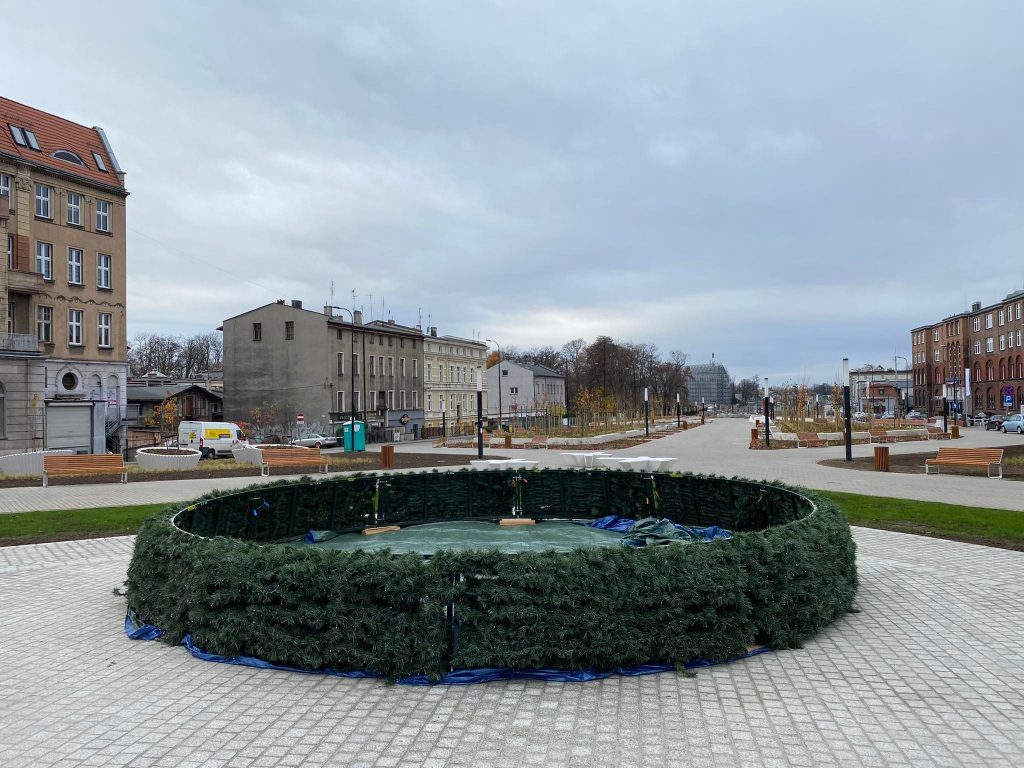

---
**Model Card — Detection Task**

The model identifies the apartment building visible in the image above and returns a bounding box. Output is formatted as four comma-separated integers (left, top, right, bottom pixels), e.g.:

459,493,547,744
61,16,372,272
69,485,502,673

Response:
911,291,1024,416
487,360,564,420
689,360,731,408
421,328,488,433
1,97,128,454
222,302,426,439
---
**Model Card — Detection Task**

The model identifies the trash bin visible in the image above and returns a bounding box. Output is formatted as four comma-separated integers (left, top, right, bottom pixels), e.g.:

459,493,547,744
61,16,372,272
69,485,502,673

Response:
342,420,366,452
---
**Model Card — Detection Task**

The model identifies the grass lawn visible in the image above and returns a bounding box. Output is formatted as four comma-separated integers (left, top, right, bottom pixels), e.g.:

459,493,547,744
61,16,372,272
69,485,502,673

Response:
0,503,169,547
820,491,1024,551
2,492,1021,551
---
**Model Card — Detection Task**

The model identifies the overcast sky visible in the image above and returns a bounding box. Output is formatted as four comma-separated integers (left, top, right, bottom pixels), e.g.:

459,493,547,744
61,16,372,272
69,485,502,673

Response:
4,1,1022,383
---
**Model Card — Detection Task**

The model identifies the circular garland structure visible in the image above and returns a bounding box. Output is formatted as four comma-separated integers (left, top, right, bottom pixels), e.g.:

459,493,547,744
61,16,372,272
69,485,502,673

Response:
126,469,857,681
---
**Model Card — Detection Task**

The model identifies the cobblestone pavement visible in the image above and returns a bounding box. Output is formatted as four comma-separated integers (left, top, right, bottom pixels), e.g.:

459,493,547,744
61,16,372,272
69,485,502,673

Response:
3,418,1021,514
1,531,1022,767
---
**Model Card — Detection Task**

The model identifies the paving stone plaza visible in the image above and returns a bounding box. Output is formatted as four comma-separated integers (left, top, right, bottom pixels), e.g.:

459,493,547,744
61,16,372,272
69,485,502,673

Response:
2,420,1023,766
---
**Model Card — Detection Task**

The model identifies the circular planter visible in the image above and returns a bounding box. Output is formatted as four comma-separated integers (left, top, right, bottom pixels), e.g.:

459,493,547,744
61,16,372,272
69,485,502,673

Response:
126,470,857,681
135,447,202,472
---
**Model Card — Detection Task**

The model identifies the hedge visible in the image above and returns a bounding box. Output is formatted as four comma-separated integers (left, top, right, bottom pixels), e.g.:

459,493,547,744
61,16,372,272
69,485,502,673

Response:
126,469,857,680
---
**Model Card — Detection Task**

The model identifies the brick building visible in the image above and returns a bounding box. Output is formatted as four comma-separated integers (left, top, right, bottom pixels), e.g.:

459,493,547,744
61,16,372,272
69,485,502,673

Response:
1,97,128,454
911,291,1024,417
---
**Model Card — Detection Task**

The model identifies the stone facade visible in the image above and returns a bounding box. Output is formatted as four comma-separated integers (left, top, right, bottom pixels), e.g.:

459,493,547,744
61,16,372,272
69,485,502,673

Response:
421,328,488,432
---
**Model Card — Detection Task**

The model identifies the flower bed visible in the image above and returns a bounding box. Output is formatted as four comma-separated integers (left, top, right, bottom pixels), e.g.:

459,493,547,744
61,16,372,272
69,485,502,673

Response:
126,470,857,681
135,447,201,472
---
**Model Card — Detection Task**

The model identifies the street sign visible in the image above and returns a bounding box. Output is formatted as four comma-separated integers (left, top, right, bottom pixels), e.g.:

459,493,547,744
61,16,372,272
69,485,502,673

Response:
1005,395,1014,407
296,413,304,423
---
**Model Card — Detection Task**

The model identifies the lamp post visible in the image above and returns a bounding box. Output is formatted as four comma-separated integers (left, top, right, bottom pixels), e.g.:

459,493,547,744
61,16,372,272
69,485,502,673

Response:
676,392,680,428
644,387,650,437
476,367,484,459
895,354,909,422
329,306,356,450
486,338,502,431
441,395,446,438
763,378,770,448
843,358,852,462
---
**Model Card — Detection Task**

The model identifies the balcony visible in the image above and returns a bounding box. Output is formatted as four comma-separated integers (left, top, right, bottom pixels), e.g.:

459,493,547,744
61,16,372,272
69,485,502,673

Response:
0,332,41,354
5,268,47,294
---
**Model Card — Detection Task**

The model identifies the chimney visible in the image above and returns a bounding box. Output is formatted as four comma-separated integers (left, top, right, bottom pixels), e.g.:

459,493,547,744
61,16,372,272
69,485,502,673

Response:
291,300,303,309
429,326,437,337
324,305,333,317
354,310,362,324
971,302,981,312
276,299,285,304
387,318,396,325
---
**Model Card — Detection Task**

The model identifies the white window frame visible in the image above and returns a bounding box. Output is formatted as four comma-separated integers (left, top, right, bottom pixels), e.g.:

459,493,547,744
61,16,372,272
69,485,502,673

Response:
998,310,1005,326
999,335,1005,351
97,312,112,348
413,390,419,408
973,317,981,332
97,253,111,289
369,356,376,376
986,337,994,353
387,390,394,408
68,309,84,346
36,305,52,343
412,359,418,379
6,234,12,270
426,393,432,411
68,248,83,285
400,358,406,377
354,391,361,411
975,340,981,355
337,391,345,412
0,173,10,200
426,363,432,381
36,241,53,280
67,191,82,226
35,184,51,218
95,199,111,232
986,314,993,329
387,357,394,376
400,390,406,408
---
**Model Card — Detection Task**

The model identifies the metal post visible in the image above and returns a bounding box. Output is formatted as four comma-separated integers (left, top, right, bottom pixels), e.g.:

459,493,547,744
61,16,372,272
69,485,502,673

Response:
763,378,770,448
441,400,446,438
943,396,948,434
644,387,650,437
476,368,484,459
676,392,680,428
328,306,357,450
843,358,852,462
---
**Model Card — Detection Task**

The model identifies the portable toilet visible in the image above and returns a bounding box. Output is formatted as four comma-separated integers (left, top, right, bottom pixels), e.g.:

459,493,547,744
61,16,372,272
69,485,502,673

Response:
342,420,366,451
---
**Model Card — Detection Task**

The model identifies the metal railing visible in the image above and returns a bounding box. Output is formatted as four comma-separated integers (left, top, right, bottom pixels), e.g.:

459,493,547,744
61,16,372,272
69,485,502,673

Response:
0,332,39,352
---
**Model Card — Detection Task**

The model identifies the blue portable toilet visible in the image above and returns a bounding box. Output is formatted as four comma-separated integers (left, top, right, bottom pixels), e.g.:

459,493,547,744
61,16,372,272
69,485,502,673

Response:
342,420,366,451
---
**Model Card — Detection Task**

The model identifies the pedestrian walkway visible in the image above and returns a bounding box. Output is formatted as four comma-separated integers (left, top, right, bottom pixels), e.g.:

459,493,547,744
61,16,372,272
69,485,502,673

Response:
1,528,1021,767
2,419,1021,514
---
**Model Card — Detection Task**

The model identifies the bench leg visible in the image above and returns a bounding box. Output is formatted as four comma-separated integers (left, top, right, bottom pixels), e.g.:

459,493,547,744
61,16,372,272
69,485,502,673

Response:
42,473,48,488
122,472,128,484
261,464,269,477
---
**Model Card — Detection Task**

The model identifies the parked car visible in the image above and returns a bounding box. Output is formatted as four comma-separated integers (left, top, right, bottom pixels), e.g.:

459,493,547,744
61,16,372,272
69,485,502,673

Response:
986,414,1006,431
1001,414,1024,434
290,433,338,449
968,411,994,426
853,411,868,422
879,411,895,420
905,410,926,419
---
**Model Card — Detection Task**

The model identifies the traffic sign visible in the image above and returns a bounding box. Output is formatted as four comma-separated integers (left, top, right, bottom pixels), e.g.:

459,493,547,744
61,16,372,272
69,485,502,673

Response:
296,413,304,423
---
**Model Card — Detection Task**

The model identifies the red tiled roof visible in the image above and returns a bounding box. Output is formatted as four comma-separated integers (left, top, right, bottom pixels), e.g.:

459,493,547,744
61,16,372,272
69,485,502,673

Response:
0,96,126,192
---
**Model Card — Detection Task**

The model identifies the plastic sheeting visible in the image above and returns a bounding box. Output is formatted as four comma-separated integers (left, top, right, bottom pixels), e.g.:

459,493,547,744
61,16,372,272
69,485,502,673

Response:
586,515,733,545
125,611,770,686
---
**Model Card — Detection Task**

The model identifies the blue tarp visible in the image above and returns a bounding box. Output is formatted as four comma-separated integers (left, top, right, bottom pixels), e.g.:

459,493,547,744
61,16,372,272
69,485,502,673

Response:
586,515,733,544
125,611,769,685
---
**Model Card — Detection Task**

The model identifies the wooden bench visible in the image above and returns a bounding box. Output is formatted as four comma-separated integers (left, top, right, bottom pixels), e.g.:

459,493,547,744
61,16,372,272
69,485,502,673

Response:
489,434,508,448
926,426,951,440
432,437,447,448
869,429,894,444
260,447,328,476
796,432,823,447
925,447,1004,479
525,435,549,449
42,454,127,487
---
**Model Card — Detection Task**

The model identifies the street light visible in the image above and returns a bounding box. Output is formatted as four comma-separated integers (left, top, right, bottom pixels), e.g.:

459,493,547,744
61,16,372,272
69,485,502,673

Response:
676,392,680,428
486,338,502,431
894,354,909,421
476,367,484,460
763,378,770,448
644,387,650,437
329,306,356,450
843,358,852,462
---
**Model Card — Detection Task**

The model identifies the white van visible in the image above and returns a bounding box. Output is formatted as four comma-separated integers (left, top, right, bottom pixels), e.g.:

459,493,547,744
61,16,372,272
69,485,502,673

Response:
178,421,246,459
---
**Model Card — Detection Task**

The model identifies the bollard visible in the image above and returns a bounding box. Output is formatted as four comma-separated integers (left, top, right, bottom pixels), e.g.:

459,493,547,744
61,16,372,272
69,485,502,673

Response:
750,428,759,448
380,445,395,469
951,425,960,439
504,433,512,449
873,446,890,472
701,413,705,425
682,420,688,430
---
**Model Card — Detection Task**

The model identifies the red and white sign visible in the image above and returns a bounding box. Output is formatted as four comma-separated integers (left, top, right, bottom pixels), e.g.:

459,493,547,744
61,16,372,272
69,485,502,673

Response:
296,413,304,423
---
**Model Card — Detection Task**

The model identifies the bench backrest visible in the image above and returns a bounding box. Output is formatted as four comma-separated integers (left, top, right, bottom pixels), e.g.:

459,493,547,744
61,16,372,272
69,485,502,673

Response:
934,447,1003,462
262,448,321,461
795,432,819,440
44,454,124,471
869,430,888,437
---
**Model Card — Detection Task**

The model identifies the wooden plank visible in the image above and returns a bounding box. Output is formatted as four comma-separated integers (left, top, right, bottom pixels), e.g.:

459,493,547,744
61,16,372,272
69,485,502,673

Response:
362,525,401,536
499,518,536,526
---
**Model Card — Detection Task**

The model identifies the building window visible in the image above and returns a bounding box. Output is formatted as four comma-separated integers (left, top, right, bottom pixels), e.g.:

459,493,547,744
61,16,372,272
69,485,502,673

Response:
427,393,432,411
975,340,981,355
0,172,9,201
98,312,111,347
35,184,51,218
426,363,431,381
986,337,994,353
400,338,405,349
999,335,1005,351
1017,303,1021,320
354,390,361,411
6,300,14,334
68,248,83,284
387,390,394,408
66,192,82,226
933,350,939,362
285,321,294,340
36,241,52,280
998,310,1005,326
36,306,52,343
337,353,344,375
97,253,111,289
353,352,360,374
369,356,376,376
6,235,12,269
973,318,980,332
96,199,111,232
400,358,406,377
413,390,419,408
413,359,418,379
252,322,262,342
388,357,394,376
986,314,993,329
337,391,345,412
510,386,519,395
400,390,406,408
68,309,83,346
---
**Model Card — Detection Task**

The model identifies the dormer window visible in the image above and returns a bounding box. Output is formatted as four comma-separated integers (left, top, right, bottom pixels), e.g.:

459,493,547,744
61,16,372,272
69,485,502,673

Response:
52,149,86,166
9,125,40,151
92,152,107,172
24,130,40,151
